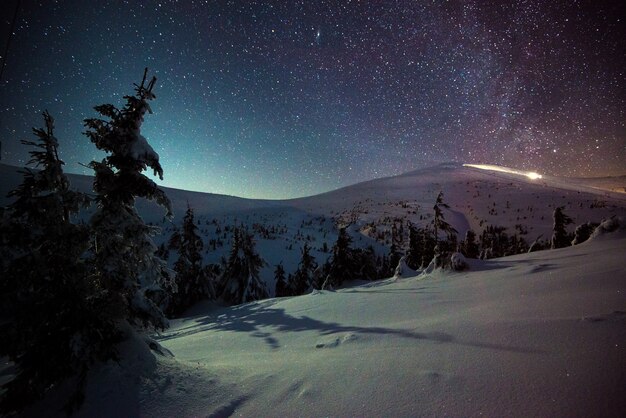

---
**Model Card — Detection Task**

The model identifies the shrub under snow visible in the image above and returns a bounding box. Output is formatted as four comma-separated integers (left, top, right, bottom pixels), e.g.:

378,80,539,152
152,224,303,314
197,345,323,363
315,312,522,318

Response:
589,216,625,240
450,252,468,271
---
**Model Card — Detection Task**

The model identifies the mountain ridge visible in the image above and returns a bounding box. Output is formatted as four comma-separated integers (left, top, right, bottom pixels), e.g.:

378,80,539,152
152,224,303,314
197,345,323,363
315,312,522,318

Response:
2,162,625,206
3,161,626,291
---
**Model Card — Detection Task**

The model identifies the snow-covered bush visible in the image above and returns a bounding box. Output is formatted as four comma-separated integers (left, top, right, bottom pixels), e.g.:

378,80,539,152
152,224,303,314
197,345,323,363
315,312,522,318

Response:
571,222,599,245
450,252,468,271
393,256,415,278
589,216,624,240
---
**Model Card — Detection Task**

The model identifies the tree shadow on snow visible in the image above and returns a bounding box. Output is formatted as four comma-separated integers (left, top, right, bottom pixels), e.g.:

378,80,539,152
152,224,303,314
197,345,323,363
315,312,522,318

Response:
340,287,439,295
158,302,544,355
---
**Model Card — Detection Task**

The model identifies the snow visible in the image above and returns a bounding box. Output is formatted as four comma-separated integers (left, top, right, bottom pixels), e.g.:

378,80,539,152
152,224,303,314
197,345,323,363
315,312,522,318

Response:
2,162,626,416
128,133,159,166
4,161,625,297
392,255,415,278
44,226,622,417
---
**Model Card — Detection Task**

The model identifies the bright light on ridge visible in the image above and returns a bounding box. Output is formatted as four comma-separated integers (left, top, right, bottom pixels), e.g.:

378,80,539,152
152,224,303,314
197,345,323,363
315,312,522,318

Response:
463,164,543,180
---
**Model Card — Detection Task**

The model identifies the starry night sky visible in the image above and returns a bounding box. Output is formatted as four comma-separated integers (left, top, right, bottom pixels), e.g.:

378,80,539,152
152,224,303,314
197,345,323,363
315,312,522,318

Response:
0,1,624,199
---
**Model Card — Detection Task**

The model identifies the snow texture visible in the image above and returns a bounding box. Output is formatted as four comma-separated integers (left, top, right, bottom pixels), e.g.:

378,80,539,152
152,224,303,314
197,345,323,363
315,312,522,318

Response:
2,163,626,417
55,226,625,417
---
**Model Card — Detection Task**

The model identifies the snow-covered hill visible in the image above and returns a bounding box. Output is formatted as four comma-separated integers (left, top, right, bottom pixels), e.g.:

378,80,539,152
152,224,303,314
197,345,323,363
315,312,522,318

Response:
3,163,626,417
14,217,626,417
2,162,625,292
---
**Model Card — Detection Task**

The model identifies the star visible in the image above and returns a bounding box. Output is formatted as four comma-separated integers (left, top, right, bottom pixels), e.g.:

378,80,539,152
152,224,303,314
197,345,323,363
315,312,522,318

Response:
0,0,623,198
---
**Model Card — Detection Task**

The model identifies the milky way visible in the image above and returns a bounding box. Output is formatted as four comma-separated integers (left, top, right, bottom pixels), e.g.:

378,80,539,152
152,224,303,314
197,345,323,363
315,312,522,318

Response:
0,1,624,198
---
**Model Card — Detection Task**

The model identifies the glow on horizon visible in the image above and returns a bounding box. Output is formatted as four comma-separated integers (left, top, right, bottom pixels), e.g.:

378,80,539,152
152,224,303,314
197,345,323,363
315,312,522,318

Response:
463,164,543,180
526,172,542,180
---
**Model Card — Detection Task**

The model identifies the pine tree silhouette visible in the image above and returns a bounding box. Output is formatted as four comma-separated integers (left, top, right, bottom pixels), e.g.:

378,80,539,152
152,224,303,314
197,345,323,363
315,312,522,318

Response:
292,243,318,295
551,206,573,249
84,68,173,330
0,112,100,414
220,226,268,304
325,227,354,288
274,263,289,297
169,203,214,316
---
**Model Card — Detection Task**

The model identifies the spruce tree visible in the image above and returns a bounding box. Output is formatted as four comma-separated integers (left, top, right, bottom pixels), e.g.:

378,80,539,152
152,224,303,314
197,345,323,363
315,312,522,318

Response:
447,233,458,253
353,245,378,281
461,229,479,258
325,227,354,288
433,191,457,252
0,112,103,414
421,227,436,267
389,222,403,271
218,227,242,296
220,226,268,304
168,204,214,316
406,223,423,270
378,254,392,279
551,206,574,249
274,263,289,297
508,234,529,255
494,227,509,257
83,68,173,330
479,225,508,258
292,243,318,295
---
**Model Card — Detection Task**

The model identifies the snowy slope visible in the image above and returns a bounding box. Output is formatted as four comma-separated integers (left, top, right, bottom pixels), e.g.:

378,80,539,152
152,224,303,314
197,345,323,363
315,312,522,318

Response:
2,162,626,294
3,163,626,417
16,218,623,417
156,228,626,418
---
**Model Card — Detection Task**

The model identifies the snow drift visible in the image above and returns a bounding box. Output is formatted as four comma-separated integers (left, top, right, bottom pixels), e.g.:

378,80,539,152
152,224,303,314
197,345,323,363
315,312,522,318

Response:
11,221,622,417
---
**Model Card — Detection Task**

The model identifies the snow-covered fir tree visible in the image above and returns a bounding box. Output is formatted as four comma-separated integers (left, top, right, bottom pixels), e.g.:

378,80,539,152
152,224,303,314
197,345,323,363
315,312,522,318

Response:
551,206,573,249
83,68,173,330
168,203,215,316
220,226,268,304
432,191,457,255
0,112,100,414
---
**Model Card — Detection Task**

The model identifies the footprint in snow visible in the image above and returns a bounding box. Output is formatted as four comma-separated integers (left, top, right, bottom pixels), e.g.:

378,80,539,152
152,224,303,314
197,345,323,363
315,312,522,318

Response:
315,333,358,349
